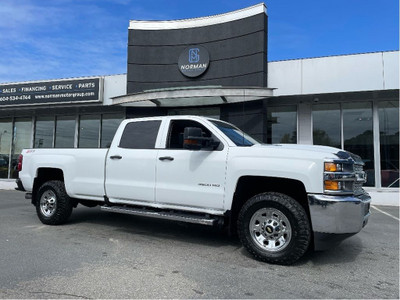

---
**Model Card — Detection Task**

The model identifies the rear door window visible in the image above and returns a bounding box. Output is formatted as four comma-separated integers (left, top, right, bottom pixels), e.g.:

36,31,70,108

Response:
119,120,161,149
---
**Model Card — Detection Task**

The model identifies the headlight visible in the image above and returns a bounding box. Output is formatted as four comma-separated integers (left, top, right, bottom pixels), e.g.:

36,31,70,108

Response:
323,160,355,194
324,162,342,172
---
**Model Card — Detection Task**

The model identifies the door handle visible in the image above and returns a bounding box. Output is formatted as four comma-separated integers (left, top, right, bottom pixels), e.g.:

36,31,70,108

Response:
110,155,122,160
159,156,174,161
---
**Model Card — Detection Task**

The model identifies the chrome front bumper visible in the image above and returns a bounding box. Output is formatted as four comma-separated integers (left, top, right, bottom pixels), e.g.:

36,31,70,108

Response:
308,193,371,250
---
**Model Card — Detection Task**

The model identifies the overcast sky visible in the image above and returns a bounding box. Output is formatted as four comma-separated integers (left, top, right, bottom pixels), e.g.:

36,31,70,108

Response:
0,0,398,83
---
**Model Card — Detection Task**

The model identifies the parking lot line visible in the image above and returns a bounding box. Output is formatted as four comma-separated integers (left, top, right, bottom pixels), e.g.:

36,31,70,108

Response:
371,205,400,221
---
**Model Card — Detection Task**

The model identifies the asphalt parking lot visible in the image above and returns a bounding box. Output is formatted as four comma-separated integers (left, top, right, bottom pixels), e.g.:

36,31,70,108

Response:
0,190,398,299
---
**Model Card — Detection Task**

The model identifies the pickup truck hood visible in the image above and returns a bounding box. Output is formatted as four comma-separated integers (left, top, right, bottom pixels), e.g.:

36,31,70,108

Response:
246,143,344,161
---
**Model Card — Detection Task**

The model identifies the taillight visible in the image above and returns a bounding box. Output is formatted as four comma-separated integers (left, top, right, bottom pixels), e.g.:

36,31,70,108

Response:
17,154,23,172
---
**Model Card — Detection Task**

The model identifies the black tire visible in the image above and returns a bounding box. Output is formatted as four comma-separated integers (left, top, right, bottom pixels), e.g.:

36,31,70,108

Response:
237,192,311,265
35,180,73,225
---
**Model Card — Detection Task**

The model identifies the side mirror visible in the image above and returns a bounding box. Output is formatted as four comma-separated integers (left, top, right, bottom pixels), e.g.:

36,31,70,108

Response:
183,127,219,150
183,127,203,150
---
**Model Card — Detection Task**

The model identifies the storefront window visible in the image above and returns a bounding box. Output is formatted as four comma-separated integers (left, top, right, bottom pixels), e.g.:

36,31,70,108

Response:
312,104,341,148
55,116,75,148
168,107,220,119
11,118,32,179
79,115,100,148
267,106,297,144
34,117,54,148
101,114,123,148
379,101,399,188
343,102,374,186
0,119,12,179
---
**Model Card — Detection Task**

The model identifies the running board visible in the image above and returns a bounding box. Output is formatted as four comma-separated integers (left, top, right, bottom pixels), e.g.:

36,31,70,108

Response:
100,205,220,226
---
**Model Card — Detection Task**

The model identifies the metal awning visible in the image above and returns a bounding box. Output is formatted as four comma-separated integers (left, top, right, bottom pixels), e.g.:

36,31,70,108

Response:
112,86,275,107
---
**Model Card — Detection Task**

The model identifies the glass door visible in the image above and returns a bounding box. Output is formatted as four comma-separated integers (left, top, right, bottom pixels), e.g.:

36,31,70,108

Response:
11,118,32,178
0,119,12,178
343,102,374,187
379,101,399,187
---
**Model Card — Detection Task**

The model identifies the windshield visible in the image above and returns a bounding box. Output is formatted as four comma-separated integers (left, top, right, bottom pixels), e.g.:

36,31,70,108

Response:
210,120,260,146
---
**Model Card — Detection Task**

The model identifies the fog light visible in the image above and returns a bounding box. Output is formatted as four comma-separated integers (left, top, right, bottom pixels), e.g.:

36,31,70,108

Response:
324,180,340,190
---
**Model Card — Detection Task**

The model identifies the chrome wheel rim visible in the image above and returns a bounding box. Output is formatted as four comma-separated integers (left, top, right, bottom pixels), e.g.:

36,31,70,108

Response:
249,208,292,252
40,190,57,217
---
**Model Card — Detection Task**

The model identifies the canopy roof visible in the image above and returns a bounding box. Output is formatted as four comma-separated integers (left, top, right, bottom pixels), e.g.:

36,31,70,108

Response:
112,86,274,107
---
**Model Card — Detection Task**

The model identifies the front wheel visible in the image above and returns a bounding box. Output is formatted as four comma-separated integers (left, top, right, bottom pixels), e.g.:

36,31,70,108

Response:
237,192,311,265
36,180,73,225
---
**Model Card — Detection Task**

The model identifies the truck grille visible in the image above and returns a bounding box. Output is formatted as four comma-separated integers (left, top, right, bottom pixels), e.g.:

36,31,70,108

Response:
354,164,363,173
350,161,368,197
354,182,364,195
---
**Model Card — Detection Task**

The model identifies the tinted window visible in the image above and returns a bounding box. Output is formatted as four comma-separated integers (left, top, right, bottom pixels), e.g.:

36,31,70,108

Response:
34,116,54,148
168,107,220,119
343,102,374,186
267,106,297,144
210,120,258,146
0,118,12,179
379,101,399,187
79,115,100,148
101,114,123,148
312,104,341,148
119,120,161,149
12,118,32,178
55,116,75,148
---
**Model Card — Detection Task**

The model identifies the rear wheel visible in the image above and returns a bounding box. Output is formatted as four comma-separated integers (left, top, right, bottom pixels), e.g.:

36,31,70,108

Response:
36,180,72,225
237,192,311,265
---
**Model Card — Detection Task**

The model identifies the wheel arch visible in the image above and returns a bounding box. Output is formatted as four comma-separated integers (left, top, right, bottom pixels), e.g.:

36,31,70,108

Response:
229,176,310,233
32,168,64,205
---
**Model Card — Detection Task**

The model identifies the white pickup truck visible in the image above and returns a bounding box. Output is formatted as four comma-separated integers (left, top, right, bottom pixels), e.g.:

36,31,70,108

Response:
17,115,371,264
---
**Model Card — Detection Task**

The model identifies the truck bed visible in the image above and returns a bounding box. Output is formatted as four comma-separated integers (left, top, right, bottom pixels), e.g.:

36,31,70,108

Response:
20,148,108,201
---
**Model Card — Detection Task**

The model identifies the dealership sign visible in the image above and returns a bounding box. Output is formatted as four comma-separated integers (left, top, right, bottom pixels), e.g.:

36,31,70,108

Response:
0,78,101,107
178,46,210,78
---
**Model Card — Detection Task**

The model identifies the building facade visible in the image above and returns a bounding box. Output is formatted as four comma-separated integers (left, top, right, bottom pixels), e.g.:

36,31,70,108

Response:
0,4,398,204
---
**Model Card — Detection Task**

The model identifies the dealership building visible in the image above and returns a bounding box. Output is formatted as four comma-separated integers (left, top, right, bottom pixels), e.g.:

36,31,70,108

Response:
0,4,398,205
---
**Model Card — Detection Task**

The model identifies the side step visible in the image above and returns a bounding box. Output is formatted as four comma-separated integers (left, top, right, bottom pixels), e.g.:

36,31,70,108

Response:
100,205,221,226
